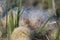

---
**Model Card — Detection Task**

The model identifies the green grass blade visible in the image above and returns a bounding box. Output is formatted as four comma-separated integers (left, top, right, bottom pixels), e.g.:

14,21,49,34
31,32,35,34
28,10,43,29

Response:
6,0,9,40
7,10,14,40
7,24,11,40
15,0,22,27
55,18,60,40
9,10,14,32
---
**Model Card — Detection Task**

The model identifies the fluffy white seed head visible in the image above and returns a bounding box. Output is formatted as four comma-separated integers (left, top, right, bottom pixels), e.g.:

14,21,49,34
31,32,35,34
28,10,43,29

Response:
11,26,32,40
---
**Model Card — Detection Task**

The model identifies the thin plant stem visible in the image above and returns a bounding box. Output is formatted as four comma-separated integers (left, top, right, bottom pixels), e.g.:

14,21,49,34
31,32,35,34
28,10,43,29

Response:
15,0,22,27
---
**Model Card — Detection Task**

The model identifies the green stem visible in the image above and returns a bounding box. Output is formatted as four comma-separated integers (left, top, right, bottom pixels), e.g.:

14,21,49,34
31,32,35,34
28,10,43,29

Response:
15,0,22,27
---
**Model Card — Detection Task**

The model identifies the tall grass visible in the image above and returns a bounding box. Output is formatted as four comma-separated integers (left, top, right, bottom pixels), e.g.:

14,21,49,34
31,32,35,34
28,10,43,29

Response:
34,0,60,40
5,0,60,40
15,0,22,27
6,0,9,40
33,12,55,40
7,10,14,40
6,0,22,40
